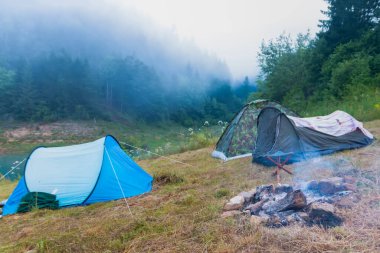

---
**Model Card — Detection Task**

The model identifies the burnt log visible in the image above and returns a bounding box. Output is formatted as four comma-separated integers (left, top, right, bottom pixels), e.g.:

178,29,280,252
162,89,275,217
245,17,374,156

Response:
245,199,268,215
253,185,274,203
262,189,307,214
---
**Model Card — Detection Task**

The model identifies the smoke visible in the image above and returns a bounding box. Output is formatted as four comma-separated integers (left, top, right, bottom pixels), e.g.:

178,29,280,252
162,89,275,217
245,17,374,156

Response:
0,0,230,83
291,155,358,187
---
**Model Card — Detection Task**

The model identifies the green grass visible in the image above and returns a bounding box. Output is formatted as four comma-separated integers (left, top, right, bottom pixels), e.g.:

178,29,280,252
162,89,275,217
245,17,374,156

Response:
0,180,16,200
0,131,379,252
301,87,380,121
0,120,222,157
0,120,379,252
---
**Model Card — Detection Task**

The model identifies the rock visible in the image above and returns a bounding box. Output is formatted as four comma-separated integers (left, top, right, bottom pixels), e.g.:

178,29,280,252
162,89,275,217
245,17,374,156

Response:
238,189,256,203
223,195,244,211
341,183,357,192
221,210,241,218
275,184,293,194
318,177,343,195
307,202,343,228
250,215,267,226
245,199,267,215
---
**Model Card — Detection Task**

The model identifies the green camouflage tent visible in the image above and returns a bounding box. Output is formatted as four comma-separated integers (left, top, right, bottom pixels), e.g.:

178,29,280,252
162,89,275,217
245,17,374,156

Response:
212,100,373,165
212,99,297,161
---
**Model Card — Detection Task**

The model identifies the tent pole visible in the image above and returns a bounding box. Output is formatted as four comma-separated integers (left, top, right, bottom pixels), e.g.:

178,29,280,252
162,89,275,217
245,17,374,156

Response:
105,147,133,216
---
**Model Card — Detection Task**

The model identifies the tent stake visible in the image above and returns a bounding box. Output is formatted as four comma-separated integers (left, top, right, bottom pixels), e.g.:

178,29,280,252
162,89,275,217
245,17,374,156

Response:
267,156,293,184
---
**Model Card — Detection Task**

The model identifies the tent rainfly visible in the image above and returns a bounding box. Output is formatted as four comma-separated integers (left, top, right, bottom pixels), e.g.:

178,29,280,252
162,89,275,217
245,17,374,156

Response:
212,100,374,165
3,135,153,216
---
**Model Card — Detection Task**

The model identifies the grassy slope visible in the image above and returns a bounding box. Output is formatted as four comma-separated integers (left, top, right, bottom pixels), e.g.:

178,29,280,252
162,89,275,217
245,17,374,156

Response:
0,120,221,159
301,88,380,121
0,121,379,252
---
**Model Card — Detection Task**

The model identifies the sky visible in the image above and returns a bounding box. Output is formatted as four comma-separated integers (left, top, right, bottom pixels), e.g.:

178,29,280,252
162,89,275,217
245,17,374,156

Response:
123,0,328,79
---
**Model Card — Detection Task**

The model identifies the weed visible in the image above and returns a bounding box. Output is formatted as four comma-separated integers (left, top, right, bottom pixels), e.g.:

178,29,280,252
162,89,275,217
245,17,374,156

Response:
214,188,230,198
153,172,184,185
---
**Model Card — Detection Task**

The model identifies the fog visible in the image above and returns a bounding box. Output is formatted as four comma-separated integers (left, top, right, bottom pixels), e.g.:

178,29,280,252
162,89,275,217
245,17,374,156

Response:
0,0,230,82
0,1,257,124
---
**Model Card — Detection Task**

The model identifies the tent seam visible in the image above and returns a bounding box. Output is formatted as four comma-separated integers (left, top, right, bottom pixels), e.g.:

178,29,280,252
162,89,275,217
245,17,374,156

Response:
23,146,46,193
81,136,108,205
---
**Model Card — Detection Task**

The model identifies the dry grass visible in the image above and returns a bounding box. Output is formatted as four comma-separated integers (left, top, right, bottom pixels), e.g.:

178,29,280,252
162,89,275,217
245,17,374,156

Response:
0,121,379,252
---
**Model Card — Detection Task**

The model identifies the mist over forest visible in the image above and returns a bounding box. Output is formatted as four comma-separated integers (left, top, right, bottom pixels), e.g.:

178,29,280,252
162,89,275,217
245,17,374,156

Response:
0,0,255,125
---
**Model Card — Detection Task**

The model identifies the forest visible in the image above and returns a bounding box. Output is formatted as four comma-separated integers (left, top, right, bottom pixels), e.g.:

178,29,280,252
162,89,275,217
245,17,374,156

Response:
0,0,378,126
0,54,255,125
255,0,380,120
0,1,255,126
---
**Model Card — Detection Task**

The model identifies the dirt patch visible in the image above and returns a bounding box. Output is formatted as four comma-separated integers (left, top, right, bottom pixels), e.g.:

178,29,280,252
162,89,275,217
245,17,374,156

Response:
4,127,32,140
3,122,98,142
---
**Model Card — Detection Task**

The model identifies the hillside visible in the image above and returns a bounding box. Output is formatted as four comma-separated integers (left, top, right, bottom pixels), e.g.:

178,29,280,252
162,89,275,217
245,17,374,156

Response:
0,120,379,252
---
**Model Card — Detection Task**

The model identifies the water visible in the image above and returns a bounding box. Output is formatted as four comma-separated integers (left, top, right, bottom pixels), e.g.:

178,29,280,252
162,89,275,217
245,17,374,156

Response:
0,154,27,180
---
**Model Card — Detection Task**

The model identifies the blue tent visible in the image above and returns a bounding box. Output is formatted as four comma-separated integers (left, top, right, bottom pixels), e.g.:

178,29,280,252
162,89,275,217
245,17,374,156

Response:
3,135,153,215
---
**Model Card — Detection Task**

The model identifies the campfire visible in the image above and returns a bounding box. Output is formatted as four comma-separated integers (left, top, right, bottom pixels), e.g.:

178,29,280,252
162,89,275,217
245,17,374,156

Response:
222,176,359,228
